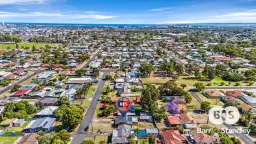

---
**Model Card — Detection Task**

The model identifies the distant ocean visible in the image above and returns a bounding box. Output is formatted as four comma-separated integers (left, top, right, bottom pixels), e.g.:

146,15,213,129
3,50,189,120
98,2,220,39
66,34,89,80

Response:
4,22,256,27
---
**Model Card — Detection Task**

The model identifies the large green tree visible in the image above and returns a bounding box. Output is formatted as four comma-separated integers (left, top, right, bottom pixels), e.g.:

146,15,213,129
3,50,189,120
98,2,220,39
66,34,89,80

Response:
141,85,160,115
138,63,154,78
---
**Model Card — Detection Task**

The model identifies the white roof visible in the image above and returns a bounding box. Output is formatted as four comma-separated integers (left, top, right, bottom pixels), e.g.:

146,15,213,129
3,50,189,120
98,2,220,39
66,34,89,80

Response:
36,106,59,116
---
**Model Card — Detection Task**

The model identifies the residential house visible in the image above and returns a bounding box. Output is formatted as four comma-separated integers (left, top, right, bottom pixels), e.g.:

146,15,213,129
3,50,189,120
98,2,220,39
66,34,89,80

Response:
146,128,159,137
66,77,93,85
241,95,256,107
23,117,56,133
112,124,131,144
14,69,26,76
17,133,38,144
162,130,188,144
139,113,153,122
226,90,245,99
13,119,25,127
168,114,195,126
12,89,31,97
239,103,252,113
193,133,220,144
204,90,225,99
39,97,58,106
35,106,59,118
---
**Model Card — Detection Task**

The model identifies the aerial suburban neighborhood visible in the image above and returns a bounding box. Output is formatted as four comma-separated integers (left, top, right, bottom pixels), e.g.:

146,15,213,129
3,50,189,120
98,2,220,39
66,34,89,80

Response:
0,22,255,144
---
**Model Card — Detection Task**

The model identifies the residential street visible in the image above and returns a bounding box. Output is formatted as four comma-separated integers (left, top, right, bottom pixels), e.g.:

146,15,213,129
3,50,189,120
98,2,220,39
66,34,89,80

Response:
71,71,108,144
0,70,44,95
190,91,254,144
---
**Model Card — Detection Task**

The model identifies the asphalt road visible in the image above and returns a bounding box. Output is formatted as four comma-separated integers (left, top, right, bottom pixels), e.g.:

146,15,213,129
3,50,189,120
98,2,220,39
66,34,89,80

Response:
71,71,108,144
190,92,203,104
83,48,102,69
0,70,43,95
189,91,254,144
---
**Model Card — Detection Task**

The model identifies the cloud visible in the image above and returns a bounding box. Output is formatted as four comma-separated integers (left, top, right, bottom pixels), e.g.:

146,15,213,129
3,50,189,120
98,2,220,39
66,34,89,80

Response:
165,9,256,24
0,0,47,5
150,7,171,12
0,11,118,20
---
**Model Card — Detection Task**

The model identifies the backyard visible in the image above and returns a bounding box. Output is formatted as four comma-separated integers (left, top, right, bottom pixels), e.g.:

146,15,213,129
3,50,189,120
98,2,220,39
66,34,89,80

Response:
0,136,18,144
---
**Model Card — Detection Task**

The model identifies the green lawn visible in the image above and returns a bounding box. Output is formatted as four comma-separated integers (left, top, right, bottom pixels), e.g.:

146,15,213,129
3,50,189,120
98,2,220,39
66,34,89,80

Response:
143,76,255,87
0,43,57,49
0,136,18,144
197,93,223,106
141,77,172,84
5,121,29,134
88,85,97,98
71,99,91,108
186,96,201,109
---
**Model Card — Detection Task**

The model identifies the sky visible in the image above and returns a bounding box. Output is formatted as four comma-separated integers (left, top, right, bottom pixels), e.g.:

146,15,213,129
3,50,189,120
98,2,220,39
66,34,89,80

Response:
1,0,256,24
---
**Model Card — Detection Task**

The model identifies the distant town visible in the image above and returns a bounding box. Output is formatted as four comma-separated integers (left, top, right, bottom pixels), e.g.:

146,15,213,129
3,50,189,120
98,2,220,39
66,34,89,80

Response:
0,23,256,144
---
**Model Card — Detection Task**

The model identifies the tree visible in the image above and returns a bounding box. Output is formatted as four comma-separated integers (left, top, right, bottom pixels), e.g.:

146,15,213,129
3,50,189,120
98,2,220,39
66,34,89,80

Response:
175,64,184,76
148,135,156,144
160,81,184,96
92,68,99,77
180,84,187,89
184,92,192,103
176,125,184,134
32,45,36,51
54,105,84,129
36,130,71,144
166,102,180,114
16,43,19,49
194,82,205,92
75,69,87,77
201,101,211,112
59,96,70,106
215,64,227,76
20,59,26,66
138,63,154,77
203,66,215,80
55,130,71,144
141,85,160,115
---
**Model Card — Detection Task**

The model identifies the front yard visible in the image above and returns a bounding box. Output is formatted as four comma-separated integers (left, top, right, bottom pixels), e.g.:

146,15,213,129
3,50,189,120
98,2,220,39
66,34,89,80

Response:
0,136,18,144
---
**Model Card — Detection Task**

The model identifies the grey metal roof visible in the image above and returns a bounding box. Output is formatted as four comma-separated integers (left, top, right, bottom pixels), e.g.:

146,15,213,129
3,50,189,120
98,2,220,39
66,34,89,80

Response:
24,117,56,130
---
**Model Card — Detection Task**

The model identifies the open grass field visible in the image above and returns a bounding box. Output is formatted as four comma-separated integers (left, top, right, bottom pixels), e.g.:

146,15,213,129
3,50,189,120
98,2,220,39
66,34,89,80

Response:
142,75,256,87
142,77,172,84
0,43,57,49
0,136,18,144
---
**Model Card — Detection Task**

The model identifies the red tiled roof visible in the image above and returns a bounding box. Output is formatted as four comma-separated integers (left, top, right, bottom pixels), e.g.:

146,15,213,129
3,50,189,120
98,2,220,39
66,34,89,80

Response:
168,116,181,125
13,89,30,97
239,103,252,111
226,90,245,98
162,130,187,144
211,56,231,61
14,70,25,75
41,64,50,67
